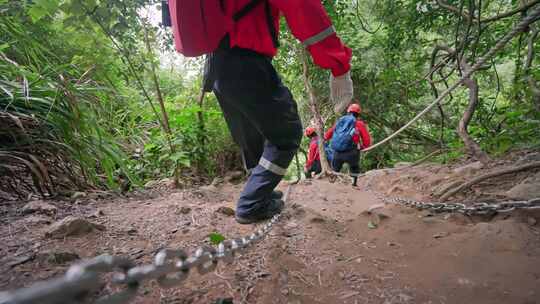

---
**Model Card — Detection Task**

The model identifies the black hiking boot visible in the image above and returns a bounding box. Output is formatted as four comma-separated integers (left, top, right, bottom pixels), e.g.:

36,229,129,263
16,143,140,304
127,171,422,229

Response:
271,190,283,199
235,198,285,225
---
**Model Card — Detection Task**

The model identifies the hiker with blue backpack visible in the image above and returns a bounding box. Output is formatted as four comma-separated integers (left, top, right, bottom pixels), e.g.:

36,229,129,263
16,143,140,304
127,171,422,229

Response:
165,0,353,224
324,103,371,187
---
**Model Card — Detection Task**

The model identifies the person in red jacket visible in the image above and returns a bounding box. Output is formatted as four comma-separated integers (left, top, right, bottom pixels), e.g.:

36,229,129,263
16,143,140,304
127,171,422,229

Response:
325,103,371,187
304,127,322,178
208,0,353,224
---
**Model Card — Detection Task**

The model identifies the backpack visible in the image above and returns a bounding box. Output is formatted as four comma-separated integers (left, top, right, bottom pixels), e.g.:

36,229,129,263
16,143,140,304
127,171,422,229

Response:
324,142,334,164
330,114,357,152
165,0,278,57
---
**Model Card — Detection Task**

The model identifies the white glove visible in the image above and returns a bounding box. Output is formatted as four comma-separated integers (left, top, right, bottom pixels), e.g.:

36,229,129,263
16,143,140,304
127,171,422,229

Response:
330,71,354,114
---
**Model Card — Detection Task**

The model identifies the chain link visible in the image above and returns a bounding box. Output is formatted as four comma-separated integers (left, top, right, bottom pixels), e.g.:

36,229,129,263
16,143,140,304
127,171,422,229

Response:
370,190,540,215
0,187,291,304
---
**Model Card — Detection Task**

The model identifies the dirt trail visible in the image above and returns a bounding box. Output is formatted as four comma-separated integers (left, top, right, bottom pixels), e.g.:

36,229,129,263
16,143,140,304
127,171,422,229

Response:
1,175,540,303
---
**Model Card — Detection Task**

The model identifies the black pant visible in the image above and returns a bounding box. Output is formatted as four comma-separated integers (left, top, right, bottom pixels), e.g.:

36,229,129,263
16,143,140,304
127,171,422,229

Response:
332,149,361,185
212,47,302,216
305,160,322,178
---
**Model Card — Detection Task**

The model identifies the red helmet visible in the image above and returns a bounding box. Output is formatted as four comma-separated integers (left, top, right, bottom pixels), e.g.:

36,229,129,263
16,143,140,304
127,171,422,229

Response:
304,127,316,137
347,103,361,114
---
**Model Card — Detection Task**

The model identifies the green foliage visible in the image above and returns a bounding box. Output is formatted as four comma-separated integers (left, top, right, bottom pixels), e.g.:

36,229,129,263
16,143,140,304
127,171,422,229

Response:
0,0,238,197
276,0,540,170
2,0,539,198
208,232,226,245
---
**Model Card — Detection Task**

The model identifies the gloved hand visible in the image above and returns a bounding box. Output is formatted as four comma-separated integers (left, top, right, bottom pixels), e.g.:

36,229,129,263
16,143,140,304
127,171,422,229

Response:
330,71,354,114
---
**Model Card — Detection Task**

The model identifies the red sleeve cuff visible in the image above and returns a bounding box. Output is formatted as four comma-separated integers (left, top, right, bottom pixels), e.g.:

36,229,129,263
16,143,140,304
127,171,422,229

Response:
307,35,352,76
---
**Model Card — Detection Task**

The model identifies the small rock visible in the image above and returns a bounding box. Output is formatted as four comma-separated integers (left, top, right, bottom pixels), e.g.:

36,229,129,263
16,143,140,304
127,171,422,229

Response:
225,171,245,184
89,209,105,218
309,216,325,223
45,216,105,239
127,228,138,235
71,192,87,200
37,251,79,264
528,217,537,226
144,180,159,188
216,206,235,216
444,213,473,225
322,208,327,211
506,181,540,200
178,206,192,215
22,201,57,215
433,232,449,239
197,185,219,197
211,177,224,187
367,221,377,229
361,203,385,216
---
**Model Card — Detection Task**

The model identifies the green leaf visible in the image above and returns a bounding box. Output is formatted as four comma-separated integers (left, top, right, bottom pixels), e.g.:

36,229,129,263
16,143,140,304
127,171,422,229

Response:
28,0,60,22
208,232,225,245
28,5,48,22
367,221,377,229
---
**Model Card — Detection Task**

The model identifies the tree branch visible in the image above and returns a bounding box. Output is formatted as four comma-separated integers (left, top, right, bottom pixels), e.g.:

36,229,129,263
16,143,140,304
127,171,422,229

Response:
439,161,540,201
482,0,540,23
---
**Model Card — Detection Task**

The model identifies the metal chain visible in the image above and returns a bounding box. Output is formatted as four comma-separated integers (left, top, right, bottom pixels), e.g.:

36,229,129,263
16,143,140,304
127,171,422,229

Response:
0,187,292,304
370,190,540,215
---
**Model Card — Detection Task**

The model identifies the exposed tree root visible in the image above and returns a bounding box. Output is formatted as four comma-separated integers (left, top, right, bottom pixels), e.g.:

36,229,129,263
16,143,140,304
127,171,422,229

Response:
439,161,540,201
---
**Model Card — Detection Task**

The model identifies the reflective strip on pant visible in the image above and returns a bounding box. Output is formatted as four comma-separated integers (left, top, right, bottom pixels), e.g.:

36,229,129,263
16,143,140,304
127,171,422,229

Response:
302,26,336,47
259,157,287,176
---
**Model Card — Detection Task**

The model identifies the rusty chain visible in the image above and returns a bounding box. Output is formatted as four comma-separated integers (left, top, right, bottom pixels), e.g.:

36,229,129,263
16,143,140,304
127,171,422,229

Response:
371,191,540,215
0,186,291,304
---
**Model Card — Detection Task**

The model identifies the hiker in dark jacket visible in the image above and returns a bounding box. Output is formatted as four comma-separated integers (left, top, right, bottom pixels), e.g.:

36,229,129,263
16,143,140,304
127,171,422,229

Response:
324,103,371,186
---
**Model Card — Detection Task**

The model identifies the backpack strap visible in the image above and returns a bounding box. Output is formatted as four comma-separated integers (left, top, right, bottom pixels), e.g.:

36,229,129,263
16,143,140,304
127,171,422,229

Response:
233,0,265,21
264,0,279,48
232,0,279,49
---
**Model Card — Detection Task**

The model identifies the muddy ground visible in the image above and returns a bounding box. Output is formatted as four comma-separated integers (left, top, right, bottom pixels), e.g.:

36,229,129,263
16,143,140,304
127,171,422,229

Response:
1,153,540,304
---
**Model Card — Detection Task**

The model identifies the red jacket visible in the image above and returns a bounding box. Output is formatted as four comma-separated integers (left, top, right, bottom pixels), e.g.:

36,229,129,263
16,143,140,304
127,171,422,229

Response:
225,0,352,76
305,136,320,169
324,120,372,150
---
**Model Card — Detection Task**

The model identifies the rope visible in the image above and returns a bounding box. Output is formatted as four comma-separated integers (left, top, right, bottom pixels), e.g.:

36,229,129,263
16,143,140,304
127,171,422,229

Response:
361,5,540,153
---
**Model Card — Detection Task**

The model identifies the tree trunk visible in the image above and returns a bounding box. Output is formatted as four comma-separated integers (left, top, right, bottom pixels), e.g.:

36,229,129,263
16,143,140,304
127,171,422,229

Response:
300,50,332,174
196,90,207,174
525,28,540,111
143,22,181,187
459,58,490,164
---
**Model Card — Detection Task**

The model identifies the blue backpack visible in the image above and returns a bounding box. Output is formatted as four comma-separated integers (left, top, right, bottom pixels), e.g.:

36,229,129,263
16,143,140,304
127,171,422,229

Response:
324,142,334,164
330,114,357,152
